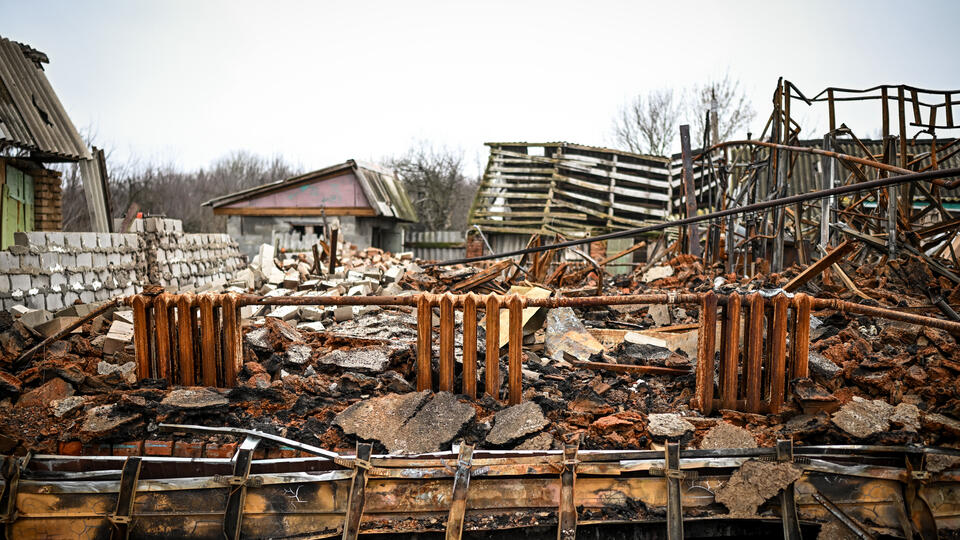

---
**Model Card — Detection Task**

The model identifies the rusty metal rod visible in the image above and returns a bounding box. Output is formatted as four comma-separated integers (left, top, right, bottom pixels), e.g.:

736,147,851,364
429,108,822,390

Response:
17,298,123,364
425,166,960,266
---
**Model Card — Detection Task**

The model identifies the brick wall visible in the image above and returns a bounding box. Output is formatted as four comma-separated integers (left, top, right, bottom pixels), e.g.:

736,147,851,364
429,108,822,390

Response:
32,168,62,231
465,231,484,258
589,240,607,262
0,218,246,311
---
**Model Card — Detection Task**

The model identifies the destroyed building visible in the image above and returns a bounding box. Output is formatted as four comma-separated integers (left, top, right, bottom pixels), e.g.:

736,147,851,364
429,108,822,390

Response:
1,78,960,539
203,159,418,258
0,37,96,246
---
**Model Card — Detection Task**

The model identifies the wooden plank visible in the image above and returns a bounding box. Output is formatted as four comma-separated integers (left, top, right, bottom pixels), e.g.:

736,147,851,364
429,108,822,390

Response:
782,240,855,292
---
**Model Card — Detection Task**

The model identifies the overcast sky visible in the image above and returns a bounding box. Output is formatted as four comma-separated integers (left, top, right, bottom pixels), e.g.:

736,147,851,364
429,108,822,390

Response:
5,0,959,175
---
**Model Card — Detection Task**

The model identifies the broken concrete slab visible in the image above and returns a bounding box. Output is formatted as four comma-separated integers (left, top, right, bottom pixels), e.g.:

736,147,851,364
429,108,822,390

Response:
317,348,391,372
544,307,604,363
714,460,804,517
297,321,326,332
391,392,475,454
890,402,920,432
831,397,895,438
18,308,52,329
515,432,555,450
285,344,312,365
699,422,758,449
50,395,85,418
647,304,671,326
334,306,354,322
486,401,548,445
647,413,694,439
334,391,431,447
97,361,137,384
641,265,674,282
160,388,229,410
17,377,74,408
81,404,141,438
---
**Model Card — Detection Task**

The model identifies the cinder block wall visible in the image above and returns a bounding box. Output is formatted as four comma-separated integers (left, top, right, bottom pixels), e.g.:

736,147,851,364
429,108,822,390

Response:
0,218,246,311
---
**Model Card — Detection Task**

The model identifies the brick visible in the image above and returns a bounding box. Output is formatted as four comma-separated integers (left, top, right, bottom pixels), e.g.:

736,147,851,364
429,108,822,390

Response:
173,441,204,458
82,443,113,456
76,253,93,267
143,440,173,456
58,440,82,456
112,441,143,456
204,442,237,458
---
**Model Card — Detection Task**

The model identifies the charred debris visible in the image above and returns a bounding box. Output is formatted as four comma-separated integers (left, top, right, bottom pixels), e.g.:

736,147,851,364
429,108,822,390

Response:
1,80,960,538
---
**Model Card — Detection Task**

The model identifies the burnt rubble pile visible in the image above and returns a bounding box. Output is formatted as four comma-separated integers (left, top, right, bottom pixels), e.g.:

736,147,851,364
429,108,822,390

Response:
0,239,958,458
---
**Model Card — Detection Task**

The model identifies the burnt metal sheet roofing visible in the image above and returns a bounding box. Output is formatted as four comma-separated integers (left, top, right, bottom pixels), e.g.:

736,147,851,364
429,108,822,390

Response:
0,37,89,161
202,159,418,223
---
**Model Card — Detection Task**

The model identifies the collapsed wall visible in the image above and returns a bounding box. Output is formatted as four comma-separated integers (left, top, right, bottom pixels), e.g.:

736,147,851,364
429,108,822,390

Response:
0,218,245,311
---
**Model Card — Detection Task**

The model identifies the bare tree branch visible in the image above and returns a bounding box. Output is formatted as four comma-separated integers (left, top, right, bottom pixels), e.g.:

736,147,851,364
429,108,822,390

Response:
387,142,478,232
611,88,679,156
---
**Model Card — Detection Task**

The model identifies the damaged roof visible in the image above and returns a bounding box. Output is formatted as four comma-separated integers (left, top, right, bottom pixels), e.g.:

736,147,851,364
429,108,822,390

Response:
469,141,709,237
0,36,90,162
203,159,418,222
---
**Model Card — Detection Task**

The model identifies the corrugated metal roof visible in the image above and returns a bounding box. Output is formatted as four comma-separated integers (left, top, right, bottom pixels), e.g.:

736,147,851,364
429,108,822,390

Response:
202,159,418,222
0,37,89,161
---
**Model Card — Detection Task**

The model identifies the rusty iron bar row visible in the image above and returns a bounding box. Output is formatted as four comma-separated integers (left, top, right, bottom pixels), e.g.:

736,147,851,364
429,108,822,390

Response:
129,293,241,387
692,291,813,415
128,291,960,404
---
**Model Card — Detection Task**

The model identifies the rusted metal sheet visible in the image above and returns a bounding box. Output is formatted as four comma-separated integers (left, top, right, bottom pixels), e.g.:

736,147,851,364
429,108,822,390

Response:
8,445,955,538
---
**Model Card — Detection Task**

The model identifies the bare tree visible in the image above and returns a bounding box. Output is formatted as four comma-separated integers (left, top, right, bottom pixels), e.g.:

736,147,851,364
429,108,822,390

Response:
611,88,679,156
388,143,478,232
688,73,755,145
611,75,755,155
60,147,299,232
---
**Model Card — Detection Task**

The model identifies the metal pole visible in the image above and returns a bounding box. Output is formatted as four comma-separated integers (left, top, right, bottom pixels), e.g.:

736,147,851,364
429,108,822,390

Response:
680,125,701,258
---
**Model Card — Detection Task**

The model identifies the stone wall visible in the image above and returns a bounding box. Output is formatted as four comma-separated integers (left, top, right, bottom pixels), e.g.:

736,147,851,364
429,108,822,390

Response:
0,218,245,311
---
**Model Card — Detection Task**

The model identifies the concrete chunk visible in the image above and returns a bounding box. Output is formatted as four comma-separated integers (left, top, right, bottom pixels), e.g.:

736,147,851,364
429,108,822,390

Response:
648,413,694,438
485,401,548,445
